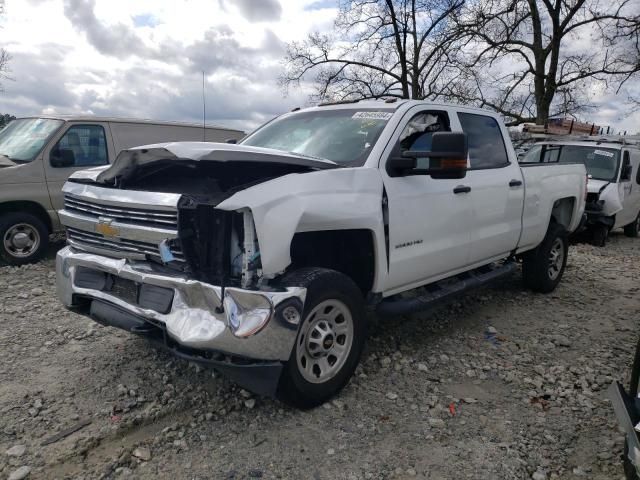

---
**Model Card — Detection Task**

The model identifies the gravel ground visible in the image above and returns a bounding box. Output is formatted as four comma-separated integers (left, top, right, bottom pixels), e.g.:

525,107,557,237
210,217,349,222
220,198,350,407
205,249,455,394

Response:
1,232,639,480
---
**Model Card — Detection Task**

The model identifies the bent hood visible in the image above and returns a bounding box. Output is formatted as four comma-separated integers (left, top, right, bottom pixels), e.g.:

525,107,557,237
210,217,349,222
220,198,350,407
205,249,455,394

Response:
79,142,339,185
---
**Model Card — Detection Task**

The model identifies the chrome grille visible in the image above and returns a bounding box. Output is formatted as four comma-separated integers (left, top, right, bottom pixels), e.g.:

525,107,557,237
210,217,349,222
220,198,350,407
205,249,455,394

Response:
67,227,185,262
64,194,178,229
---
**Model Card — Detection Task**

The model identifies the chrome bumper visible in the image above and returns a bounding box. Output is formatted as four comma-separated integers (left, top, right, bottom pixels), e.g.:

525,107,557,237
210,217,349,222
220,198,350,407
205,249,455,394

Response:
608,382,640,475
56,246,306,361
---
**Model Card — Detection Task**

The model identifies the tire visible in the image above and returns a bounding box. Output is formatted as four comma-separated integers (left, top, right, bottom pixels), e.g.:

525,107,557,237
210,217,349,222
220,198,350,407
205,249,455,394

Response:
591,224,608,247
522,222,568,293
277,268,367,408
624,212,640,238
0,212,49,266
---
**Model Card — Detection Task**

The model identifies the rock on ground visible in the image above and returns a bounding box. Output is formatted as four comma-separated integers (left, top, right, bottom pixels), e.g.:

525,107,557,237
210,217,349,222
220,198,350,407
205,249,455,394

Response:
0,235,638,478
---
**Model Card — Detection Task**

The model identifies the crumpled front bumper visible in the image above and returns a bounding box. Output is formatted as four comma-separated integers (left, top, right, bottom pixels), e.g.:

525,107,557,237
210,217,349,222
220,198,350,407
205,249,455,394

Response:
56,246,306,362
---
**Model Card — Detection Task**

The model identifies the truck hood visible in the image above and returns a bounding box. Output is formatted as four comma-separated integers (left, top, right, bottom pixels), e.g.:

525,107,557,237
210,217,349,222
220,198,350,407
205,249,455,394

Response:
587,178,610,194
71,142,339,185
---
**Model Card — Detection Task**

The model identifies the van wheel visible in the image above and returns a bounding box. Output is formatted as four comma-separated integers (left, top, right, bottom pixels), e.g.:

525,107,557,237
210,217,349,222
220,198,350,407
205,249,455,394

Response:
522,222,568,293
591,225,609,247
277,268,366,409
624,213,640,238
0,212,49,265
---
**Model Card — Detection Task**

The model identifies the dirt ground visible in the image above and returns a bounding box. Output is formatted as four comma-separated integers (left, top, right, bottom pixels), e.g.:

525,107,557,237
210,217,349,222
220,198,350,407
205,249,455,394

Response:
1,232,639,480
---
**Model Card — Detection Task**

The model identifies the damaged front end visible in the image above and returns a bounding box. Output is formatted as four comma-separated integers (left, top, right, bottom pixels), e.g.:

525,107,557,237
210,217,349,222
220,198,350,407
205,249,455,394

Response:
55,143,334,395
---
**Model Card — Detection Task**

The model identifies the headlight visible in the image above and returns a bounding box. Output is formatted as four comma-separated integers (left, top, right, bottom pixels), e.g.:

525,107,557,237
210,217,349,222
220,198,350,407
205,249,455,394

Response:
223,290,272,338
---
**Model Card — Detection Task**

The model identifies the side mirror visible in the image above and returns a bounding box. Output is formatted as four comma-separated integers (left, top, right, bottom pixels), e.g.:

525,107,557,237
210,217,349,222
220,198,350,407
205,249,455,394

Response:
225,138,238,144
387,132,469,179
621,163,632,181
50,148,75,168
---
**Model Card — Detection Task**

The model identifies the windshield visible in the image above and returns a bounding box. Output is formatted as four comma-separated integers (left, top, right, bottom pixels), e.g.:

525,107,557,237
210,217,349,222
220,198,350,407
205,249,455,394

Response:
0,118,64,162
522,144,620,182
241,108,393,165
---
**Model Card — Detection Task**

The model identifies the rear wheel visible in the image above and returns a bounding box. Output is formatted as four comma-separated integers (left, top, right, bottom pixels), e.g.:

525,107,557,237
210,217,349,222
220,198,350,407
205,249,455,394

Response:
522,222,568,293
277,268,366,408
0,212,49,265
624,213,640,238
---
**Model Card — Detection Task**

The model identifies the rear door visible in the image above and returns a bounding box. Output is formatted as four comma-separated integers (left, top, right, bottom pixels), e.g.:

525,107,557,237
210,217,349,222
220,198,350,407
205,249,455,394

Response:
43,122,115,211
455,112,525,264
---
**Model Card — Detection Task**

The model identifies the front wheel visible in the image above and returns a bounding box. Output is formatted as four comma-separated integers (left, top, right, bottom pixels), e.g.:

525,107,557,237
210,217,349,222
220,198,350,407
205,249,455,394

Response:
0,212,49,265
522,222,568,293
624,213,640,238
277,268,366,408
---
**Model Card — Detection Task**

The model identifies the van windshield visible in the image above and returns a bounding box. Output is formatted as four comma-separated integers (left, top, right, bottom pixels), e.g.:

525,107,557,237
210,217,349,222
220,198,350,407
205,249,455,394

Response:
241,109,393,165
0,118,64,162
522,144,620,182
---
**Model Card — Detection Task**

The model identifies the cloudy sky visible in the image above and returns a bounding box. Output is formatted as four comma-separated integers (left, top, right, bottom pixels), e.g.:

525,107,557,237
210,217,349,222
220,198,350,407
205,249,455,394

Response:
1,0,638,134
0,0,338,132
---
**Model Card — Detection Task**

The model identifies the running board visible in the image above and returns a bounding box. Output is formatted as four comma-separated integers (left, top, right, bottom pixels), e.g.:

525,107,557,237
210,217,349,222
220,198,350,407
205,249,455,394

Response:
376,261,517,317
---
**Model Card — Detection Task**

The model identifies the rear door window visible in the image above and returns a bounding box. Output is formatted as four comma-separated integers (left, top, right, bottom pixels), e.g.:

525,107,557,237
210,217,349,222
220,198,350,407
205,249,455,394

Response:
457,113,509,169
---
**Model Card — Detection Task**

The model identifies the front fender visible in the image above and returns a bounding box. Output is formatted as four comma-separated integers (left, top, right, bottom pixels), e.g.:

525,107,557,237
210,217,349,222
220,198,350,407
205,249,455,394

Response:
217,168,387,289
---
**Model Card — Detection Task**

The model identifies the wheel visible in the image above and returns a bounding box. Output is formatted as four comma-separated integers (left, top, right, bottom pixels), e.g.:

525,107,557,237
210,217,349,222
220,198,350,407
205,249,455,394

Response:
277,268,366,408
522,222,568,293
591,224,608,247
624,212,640,238
0,212,49,265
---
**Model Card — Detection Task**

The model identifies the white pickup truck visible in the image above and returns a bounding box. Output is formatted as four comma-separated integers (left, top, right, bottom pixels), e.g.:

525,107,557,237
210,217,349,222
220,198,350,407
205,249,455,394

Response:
56,100,586,407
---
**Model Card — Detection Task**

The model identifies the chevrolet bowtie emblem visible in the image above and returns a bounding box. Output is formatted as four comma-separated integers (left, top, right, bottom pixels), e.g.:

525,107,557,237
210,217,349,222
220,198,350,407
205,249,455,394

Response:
95,217,119,237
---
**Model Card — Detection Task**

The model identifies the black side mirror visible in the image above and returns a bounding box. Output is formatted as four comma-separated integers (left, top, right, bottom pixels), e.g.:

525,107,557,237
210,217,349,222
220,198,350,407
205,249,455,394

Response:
225,138,238,144
387,132,469,179
50,148,75,168
621,163,632,181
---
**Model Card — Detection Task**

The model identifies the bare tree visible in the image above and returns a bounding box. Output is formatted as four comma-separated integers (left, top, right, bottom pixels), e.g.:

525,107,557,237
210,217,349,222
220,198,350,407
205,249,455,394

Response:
282,0,464,102
0,2,10,92
442,0,640,125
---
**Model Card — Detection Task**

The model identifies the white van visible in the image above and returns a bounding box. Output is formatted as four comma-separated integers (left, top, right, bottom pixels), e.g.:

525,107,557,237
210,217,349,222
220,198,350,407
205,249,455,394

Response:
521,138,640,246
0,116,244,264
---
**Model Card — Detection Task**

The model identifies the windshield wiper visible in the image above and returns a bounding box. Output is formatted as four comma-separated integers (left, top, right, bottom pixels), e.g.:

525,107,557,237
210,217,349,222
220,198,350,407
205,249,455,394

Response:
286,151,337,164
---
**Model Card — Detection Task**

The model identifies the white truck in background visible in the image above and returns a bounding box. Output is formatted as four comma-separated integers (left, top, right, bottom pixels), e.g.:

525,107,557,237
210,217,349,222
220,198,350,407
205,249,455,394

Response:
521,138,640,246
55,100,587,407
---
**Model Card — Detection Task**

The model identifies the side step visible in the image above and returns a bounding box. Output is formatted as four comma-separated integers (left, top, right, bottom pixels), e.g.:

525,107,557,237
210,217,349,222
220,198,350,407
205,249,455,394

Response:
376,260,517,317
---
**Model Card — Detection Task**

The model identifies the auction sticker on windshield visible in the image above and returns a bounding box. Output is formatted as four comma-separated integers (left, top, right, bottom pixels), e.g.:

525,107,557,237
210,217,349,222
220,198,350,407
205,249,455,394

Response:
352,111,393,120
594,150,614,157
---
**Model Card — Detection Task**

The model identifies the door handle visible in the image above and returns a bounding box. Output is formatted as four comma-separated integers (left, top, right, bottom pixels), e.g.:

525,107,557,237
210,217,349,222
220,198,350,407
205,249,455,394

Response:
453,185,471,194
509,179,523,187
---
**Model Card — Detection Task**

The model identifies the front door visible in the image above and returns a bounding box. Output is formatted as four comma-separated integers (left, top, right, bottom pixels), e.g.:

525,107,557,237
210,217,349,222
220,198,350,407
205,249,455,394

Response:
381,107,473,294
43,122,113,211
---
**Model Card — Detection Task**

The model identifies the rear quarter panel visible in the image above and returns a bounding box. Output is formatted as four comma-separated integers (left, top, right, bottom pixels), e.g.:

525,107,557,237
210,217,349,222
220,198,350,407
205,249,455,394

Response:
518,163,586,252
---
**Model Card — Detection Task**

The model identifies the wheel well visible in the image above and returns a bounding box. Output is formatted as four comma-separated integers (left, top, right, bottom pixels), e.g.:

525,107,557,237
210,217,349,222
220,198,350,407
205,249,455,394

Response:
289,229,376,296
551,197,575,230
0,201,53,233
